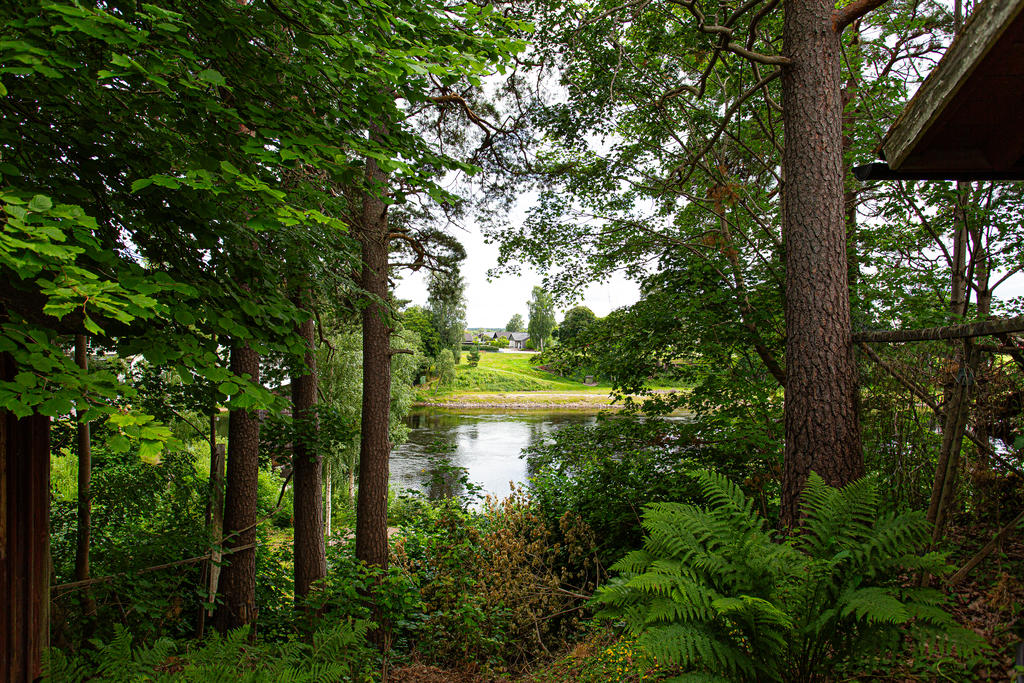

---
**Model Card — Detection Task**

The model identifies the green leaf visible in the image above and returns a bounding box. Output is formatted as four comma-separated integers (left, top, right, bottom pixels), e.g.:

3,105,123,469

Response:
130,178,154,192
39,396,73,416
197,68,225,86
218,381,239,395
108,434,130,453
27,195,53,212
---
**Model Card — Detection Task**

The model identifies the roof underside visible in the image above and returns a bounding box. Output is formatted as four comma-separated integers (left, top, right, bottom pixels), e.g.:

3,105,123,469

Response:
881,0,1024,175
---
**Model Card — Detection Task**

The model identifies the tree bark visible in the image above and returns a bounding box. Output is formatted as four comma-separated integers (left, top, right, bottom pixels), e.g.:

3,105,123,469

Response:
212,343,260,633
324,460,332,539
292,304,326,603
355,148,393,570
0,352,50,683
779,0,864,526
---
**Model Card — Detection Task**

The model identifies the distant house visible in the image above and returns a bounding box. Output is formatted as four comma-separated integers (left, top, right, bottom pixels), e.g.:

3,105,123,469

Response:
509,332,530,350
463,332,475,344
495,331,513,340
477,332,492,342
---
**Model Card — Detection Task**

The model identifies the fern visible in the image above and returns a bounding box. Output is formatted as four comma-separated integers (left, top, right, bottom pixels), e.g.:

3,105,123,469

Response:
596,471,987,682
44,620,376,682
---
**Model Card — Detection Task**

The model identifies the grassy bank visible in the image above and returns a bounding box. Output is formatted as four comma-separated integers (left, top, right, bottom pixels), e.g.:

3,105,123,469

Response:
415,351,684,409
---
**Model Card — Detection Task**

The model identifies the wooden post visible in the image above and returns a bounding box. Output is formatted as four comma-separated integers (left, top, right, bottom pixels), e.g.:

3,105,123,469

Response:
1,352,50,683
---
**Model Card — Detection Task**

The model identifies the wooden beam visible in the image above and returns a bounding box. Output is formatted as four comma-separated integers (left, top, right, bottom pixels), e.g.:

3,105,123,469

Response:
853,315,1024,343
881,0,1024,170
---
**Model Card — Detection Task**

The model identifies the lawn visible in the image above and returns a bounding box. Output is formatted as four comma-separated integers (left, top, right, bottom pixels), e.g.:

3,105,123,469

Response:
451,351,607,392
420,351,609,395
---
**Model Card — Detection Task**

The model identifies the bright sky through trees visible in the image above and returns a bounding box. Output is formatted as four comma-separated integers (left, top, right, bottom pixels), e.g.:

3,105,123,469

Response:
394,196,641,326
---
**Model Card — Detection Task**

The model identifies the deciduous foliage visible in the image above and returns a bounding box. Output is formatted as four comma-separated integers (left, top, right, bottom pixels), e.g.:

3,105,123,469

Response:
527,286,556,351
428,269,468,362
556,306,595,346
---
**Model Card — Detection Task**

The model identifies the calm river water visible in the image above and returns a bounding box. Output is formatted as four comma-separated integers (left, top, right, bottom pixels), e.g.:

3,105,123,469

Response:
389,409,600,499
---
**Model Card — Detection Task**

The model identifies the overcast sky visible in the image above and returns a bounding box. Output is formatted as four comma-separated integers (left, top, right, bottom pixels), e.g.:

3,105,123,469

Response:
393,194,641,329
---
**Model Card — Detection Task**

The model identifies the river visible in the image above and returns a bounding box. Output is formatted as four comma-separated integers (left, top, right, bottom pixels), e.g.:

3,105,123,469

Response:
389,408,600,499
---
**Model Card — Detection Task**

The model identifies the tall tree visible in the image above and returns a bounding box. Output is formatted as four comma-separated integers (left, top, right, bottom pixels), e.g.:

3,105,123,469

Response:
428,269,468,362
558,306,596,346
212,343,261,633
73,334,97,630
291,295,326,605
488,0,948,524
353,128,393,571
506,313,525,332
528,286,557,351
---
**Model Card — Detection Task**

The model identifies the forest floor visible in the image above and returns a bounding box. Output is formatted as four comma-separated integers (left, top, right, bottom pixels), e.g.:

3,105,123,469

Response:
387,517,1024,683
414,351,687,409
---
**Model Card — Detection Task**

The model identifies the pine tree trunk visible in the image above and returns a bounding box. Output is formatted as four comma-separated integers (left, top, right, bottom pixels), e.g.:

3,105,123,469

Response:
292,306,326,602
779,0,864,526
0,351,50,682
73,334,97,629
355,155,392,570
212,343,260,633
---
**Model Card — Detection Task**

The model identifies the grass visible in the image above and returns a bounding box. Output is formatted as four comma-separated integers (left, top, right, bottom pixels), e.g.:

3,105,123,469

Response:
447,352,612,393
417,351,692,408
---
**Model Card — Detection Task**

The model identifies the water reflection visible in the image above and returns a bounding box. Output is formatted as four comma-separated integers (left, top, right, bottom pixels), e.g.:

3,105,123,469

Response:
390,409,600,499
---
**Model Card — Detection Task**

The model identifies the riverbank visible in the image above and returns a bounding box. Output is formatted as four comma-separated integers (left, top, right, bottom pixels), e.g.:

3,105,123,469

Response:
417,351,687,409
413,391,628,410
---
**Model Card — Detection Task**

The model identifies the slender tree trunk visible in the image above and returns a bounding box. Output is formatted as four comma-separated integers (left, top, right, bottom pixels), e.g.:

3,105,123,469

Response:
349,463,356,506
0,351,50,683
779,0,863,526
292,303,326,603
325,460,332,539
73,335,97,629
199,412,225,638
355,152,392,570
212,343,260,633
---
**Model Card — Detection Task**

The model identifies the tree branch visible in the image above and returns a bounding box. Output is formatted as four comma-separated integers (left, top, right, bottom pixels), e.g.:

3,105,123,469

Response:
854,315,1024,343
833,0,891,33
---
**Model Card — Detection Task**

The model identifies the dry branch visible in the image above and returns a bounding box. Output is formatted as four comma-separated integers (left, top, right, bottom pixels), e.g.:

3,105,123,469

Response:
853,315,1024,343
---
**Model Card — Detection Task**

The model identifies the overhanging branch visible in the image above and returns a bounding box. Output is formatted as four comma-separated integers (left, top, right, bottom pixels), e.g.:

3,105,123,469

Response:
853,315,1024,343
832,0,891,33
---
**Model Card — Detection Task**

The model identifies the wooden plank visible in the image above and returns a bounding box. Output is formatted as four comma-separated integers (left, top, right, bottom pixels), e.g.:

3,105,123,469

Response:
882,0,1024,170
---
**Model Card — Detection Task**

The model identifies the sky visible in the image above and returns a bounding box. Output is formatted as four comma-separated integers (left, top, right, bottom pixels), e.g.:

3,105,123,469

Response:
393,194,641,328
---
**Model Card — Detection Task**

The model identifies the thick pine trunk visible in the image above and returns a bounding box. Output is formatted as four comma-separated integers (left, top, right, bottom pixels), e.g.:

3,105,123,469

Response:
779,0,864,526
0,352,50,683
355,151,392,571
212,343,260,632
292,306,326,602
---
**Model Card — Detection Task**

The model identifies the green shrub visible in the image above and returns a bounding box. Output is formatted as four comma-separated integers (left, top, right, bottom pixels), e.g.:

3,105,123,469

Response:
598,471,986,682
526,419,755,567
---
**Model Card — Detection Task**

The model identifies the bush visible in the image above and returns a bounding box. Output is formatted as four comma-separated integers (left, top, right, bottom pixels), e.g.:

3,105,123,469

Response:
436,349,456,387
598,471,987,682
525,418,756,567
